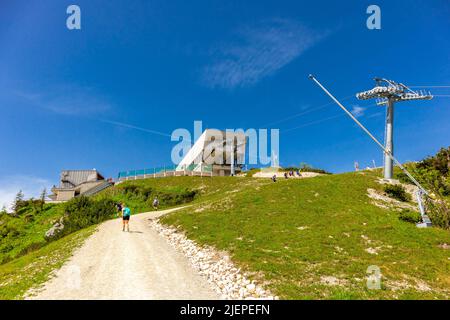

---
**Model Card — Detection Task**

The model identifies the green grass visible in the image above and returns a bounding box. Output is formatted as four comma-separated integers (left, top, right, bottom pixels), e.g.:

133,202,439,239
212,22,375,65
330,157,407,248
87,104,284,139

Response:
0,225,96,299
0,177,224,265
0,204,64,264
0,176,246,299
159,172,450,299
1,172,449,300
97,176,257,213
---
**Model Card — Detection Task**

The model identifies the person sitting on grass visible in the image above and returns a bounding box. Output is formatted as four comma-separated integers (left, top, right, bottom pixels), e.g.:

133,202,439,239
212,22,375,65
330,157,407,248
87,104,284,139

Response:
121,203,131,232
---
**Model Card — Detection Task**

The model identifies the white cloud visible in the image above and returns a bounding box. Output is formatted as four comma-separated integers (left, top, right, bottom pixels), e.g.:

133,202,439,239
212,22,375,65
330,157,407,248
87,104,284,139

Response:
367,111,384,118
201,19,327,89
351,105,366,118
0,175,51,211
14,84,112,116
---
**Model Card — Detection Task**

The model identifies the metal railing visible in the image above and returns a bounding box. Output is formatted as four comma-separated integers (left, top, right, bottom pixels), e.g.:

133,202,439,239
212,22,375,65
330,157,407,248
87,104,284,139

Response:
117,164,213,181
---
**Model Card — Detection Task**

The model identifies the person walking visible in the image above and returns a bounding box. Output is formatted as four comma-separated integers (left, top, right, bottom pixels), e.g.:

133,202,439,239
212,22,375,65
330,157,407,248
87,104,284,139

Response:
152,197,159,210
115,202,122,218
121,203,131,232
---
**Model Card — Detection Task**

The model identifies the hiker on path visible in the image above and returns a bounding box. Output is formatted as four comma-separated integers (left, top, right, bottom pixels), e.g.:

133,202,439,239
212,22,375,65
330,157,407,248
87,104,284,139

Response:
115,202,122,218
121,203,131,232
152,197,159,210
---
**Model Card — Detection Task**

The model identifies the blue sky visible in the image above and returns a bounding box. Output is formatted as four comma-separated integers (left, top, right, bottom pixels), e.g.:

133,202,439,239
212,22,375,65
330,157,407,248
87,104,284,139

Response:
0,0,449,205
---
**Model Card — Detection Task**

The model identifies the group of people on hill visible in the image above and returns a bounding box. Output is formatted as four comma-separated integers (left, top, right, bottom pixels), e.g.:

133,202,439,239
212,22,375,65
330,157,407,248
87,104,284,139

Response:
115,197,159,232
272,170,302,182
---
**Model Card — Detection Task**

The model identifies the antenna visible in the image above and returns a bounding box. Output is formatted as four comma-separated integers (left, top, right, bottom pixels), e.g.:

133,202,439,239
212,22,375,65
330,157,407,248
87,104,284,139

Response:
356,78,433,180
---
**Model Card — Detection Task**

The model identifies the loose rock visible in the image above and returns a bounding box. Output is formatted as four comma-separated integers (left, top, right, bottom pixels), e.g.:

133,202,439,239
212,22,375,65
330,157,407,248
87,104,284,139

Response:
149,218,276,300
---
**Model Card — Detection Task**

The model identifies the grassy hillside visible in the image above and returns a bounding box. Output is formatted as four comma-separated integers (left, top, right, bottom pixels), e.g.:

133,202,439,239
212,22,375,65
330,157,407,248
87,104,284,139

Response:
159,172,450,299
0,204,64,264
96,176,262,213
0,177,216,265
1,172,449,300
0,226,96,300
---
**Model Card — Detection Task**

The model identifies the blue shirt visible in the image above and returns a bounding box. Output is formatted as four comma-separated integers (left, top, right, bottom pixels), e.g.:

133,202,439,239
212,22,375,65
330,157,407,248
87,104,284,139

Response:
123,207,131,217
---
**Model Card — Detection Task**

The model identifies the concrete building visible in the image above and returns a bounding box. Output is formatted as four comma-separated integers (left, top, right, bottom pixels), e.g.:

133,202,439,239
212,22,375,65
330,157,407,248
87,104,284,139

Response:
176,129,246,176
48,169,112,202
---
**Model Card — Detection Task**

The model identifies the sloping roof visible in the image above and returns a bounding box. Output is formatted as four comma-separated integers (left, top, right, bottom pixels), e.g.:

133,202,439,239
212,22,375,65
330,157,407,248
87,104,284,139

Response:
59,170,104,188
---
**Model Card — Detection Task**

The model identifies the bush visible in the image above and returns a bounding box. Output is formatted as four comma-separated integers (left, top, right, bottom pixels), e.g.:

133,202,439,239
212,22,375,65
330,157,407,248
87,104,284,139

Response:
299,164,331,174
280,165,331,174
383,184,411,202
425,197,450,230
398,209,421,224
417,147,450,177
397,148,450,195
59,197,116,238
116,183,197,209
245,168,260,177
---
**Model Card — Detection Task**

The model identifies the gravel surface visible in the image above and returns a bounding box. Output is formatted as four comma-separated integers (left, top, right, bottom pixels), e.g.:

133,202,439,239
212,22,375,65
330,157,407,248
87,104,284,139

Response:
150,219,276,300
27,207,219,300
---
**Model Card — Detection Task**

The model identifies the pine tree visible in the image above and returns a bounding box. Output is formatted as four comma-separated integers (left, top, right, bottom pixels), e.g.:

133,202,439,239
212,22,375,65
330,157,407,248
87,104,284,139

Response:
40,188,47,211
13,190,24,215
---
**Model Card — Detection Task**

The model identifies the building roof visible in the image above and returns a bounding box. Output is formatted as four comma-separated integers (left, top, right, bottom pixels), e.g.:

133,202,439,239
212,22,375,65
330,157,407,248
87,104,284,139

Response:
59,170,104,188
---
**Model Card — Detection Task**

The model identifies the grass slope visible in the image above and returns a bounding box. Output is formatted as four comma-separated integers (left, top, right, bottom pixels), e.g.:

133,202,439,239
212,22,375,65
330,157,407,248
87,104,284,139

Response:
97,176,254,213
160,172,450,299
0,204,64,264
1,173,449,300
0,226,96,299
0,176,229,298
0,177,215,265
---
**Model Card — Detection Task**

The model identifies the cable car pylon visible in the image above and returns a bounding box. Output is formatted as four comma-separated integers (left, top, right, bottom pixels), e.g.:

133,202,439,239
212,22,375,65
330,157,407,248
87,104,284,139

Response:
309,74,432,228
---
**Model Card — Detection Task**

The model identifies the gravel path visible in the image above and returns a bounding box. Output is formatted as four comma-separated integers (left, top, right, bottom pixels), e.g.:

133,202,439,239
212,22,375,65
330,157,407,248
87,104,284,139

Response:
28,207,219,300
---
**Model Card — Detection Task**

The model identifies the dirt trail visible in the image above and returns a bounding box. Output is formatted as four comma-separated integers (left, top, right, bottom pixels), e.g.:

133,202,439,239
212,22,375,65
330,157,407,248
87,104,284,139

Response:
28,207,218,300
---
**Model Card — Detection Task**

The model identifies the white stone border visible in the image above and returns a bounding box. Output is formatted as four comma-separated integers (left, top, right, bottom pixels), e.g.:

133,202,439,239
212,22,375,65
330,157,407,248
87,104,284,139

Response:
149,219,278,300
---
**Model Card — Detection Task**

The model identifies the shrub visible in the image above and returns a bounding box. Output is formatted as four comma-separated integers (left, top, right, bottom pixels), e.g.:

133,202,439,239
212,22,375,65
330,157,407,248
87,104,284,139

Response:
280,165,331,174
116,183,197,209
396,148,450,195
425,196,450,230
59,197,115,238
245,168,260,177
417,147,450,177
383,184,411,202
398,209,421,224
298,164,331,174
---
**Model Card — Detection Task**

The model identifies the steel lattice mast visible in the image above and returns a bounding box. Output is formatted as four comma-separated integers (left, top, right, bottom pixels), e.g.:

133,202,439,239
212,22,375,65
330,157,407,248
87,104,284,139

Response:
356,78,433,180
